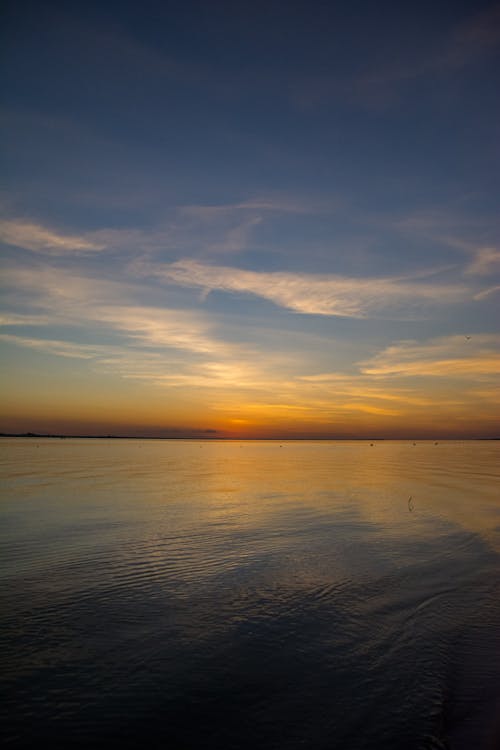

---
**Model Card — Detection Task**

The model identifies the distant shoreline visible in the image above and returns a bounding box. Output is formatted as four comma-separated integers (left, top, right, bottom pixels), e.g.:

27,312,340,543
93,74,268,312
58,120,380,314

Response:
1,433,498,441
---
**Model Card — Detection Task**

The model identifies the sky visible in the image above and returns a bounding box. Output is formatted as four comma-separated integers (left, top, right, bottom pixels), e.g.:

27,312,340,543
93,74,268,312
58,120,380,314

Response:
1,0,499,438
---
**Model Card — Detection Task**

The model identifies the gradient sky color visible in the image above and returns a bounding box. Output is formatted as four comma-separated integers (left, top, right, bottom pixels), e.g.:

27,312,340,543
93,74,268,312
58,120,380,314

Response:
1,0,499,438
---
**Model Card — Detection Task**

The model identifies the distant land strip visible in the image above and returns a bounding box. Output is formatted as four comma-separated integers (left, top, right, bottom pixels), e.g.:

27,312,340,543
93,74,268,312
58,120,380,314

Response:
0,433,498,441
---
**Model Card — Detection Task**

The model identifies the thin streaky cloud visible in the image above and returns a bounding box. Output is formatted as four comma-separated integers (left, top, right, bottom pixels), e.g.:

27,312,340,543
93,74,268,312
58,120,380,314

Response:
0,219,106,254
295,375,436,406
363,356,500,378
384,209,500,268
0,313,52,326
464,247,500,276
474,285,500,300
357,7,500,92
0,333,203,380
93,306,237,356
295,5,500,110
1,265,142,309
0,266,235,357
141,259,469,318
178,194,335,218
443,4,500,69
0,331,290,395
470,386,500,404
390,210,480,252
364,6,500,84
206,216,262,255
124,360,271,390
1,265,308,391
0,333,108,360
361,334,500,377
85,210,261,258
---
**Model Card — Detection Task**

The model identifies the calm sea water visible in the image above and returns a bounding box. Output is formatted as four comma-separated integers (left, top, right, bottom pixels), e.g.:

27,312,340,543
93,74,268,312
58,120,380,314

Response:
1,439,499,749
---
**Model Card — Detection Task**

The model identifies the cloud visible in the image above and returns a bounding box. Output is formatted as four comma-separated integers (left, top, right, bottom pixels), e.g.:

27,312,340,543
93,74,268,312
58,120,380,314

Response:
474,285,500,300
464,247,500,276
91,206,262,259
124,360,269,390
1,265,137,309
293,6,500,110
0,265,237,357
0,324,284,397
469,386,500,404
365,356,500,378
296,374,435,405
2,260,499,433
205,216,262,255
179,194,332,218
0,330,233,379
443,5,500,70
93,306,234,356
0,219,106,254
170,195,338,257
389,215,500,288
0,264,291,394
0,313,51,326
0,333,109,359
140,259,468,318
390,209,480,253
357,7,500,93
360,334,500,377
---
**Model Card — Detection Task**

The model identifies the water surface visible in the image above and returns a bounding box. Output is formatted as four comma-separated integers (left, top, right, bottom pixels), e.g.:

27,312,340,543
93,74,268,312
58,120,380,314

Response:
1,439,499,749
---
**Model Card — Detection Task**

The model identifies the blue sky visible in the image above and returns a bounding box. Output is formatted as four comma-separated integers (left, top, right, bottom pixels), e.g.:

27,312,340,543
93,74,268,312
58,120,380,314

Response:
1,0,499,437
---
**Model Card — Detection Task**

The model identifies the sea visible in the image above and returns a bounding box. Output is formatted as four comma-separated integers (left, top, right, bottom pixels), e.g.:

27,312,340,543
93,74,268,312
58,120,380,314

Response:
1,438,499,749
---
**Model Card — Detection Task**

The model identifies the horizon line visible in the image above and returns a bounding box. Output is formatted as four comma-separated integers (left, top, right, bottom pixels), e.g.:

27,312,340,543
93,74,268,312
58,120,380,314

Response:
1,433,499,441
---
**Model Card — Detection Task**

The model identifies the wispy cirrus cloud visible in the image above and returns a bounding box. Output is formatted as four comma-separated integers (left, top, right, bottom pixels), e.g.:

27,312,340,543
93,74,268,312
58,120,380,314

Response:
360,334,500,377
474,285,500,300
0,313,52,326
2,260,498,431
1,264,299,398
140,258,468,318
356,6,500,92
0,331,262,388
292,5,500,110
0,265,235,357
0,333,112,359
0,323,286,398
2,294,498,429
390,209,479,251
442,4,500,70
388,212,500,287
0,219,106,254
93,305,236,356
464,247,500,276
124,359,271,390
178,193,333,219
0,194,310,261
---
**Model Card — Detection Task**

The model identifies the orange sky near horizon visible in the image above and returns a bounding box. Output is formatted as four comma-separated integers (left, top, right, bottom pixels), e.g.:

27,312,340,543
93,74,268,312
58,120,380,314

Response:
2,341,499,438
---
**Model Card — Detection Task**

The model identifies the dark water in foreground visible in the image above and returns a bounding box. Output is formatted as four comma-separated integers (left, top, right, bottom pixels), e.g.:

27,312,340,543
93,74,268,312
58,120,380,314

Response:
1,439,499,749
